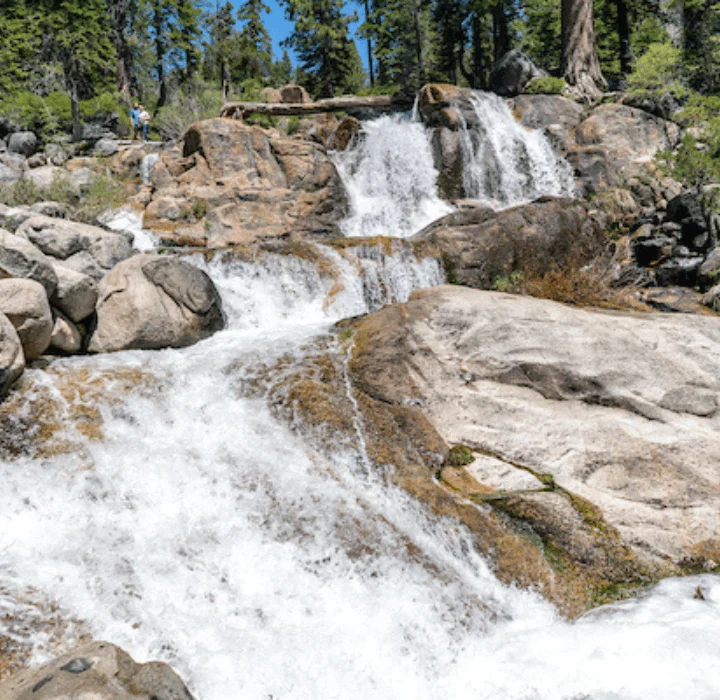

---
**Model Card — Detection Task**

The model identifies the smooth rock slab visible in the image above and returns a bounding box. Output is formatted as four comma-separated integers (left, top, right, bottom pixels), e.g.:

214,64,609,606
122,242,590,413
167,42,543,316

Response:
347,286,720,570
0,278,53,360
0,640,195,699
89,254,225,353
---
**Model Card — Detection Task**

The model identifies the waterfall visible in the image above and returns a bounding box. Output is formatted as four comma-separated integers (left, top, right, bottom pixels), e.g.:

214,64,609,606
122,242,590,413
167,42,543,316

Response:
0,238,718,699
335,93,576,240
334,114,453,239
140,153,160,185
460,92,576,208
101,208,158,252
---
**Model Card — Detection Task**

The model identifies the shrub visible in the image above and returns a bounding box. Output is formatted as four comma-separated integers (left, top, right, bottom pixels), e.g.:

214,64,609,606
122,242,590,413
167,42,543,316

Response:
524,76,567,95
0,91,72,138
153,83,226,140
445,445,475,467
80,92,123,122
0,172,126,224
627,42,689,99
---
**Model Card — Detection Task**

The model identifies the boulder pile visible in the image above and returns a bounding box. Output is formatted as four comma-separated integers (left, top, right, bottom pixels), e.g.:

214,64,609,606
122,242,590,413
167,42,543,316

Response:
0,203,225,397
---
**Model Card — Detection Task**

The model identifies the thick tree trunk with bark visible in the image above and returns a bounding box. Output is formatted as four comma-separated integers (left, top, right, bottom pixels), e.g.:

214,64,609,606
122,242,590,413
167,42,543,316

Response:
109,0,132,102
562,0,607,98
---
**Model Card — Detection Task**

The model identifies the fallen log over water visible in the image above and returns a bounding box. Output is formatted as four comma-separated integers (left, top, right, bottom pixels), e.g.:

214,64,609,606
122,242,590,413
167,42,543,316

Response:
219,94,412,119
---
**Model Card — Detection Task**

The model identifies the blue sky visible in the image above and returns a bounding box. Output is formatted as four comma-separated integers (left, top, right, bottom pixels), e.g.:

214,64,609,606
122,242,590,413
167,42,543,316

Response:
229,0,365,67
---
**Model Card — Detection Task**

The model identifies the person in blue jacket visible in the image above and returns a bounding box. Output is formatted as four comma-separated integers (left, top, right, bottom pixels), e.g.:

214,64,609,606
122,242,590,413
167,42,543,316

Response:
130,103,141,140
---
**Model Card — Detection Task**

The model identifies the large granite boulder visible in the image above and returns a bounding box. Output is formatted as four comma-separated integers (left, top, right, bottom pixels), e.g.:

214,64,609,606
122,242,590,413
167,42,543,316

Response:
0,640,195,699
51,263,98,322
413,196,603,288
143,118,347,247
0,230,58,297
16,216,133,279
89,254,225,353
0,278,53,360
489,50,546,97
0,312,24,397
332,286,720,612
7,132,37,157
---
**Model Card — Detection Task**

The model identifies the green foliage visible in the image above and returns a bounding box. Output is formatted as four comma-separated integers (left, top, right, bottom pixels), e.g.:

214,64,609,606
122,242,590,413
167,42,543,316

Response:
283,0,366,97
626,42,689,98
445,445,475,468
237,0,273,80
524,76,566,95
0,173,125,224
492,270,523,293
517,0,561,73
153,82,226,140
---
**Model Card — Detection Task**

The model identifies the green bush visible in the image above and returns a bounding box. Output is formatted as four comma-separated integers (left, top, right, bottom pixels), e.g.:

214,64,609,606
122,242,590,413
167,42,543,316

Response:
627,42,689,99
80,92,123,122
524,76,567,95
0,172,126,224
0,91,72,138
153,83,226,140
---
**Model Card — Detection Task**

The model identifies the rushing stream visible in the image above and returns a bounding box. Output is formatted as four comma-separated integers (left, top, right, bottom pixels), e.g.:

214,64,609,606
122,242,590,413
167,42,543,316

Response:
0,104,719,699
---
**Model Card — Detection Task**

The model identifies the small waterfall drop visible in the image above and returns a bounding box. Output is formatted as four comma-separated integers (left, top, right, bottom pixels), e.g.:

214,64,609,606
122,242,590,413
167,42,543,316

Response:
460,92,576,208
334,114,453,239
140,153,160,185
102,208,158,252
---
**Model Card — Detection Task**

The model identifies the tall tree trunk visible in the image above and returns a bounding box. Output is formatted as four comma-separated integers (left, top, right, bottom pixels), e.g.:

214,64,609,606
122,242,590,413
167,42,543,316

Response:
68,71,82,142
616,0,633,78
562,0,607,98
221,59,230,101
109,0,132,102
492,1,509,62
153,4,168,111
412,0,426,86
364,0,375,87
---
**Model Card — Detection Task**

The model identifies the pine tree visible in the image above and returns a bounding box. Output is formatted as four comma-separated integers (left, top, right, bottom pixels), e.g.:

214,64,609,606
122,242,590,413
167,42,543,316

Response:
171,0,202,85
283,0,366,96
237,0,273,79
41,0,116,140
208,2,236,99
0,0,44,94
271,49,294,84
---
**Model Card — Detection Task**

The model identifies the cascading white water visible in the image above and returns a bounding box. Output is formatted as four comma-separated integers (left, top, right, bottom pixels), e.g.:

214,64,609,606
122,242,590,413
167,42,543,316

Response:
101,208,159,251
334,114,453,239
0,238,719,699
460,92,576,208
140,153,160,185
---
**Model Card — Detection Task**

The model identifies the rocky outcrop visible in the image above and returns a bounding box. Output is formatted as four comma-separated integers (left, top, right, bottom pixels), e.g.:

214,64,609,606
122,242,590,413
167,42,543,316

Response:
0,641,194,699
413,197,603,288
0,279,53,360
489,50,546,97
327,286,720,612
509,94,585,152
89,254,225,353
0,313,24,397
143,118,347,247
570,103,680,196
15,216,133,280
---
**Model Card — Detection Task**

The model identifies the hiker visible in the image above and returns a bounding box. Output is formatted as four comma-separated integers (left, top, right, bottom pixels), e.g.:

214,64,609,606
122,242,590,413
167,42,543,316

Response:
130,103,141,140
139,106,151,142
